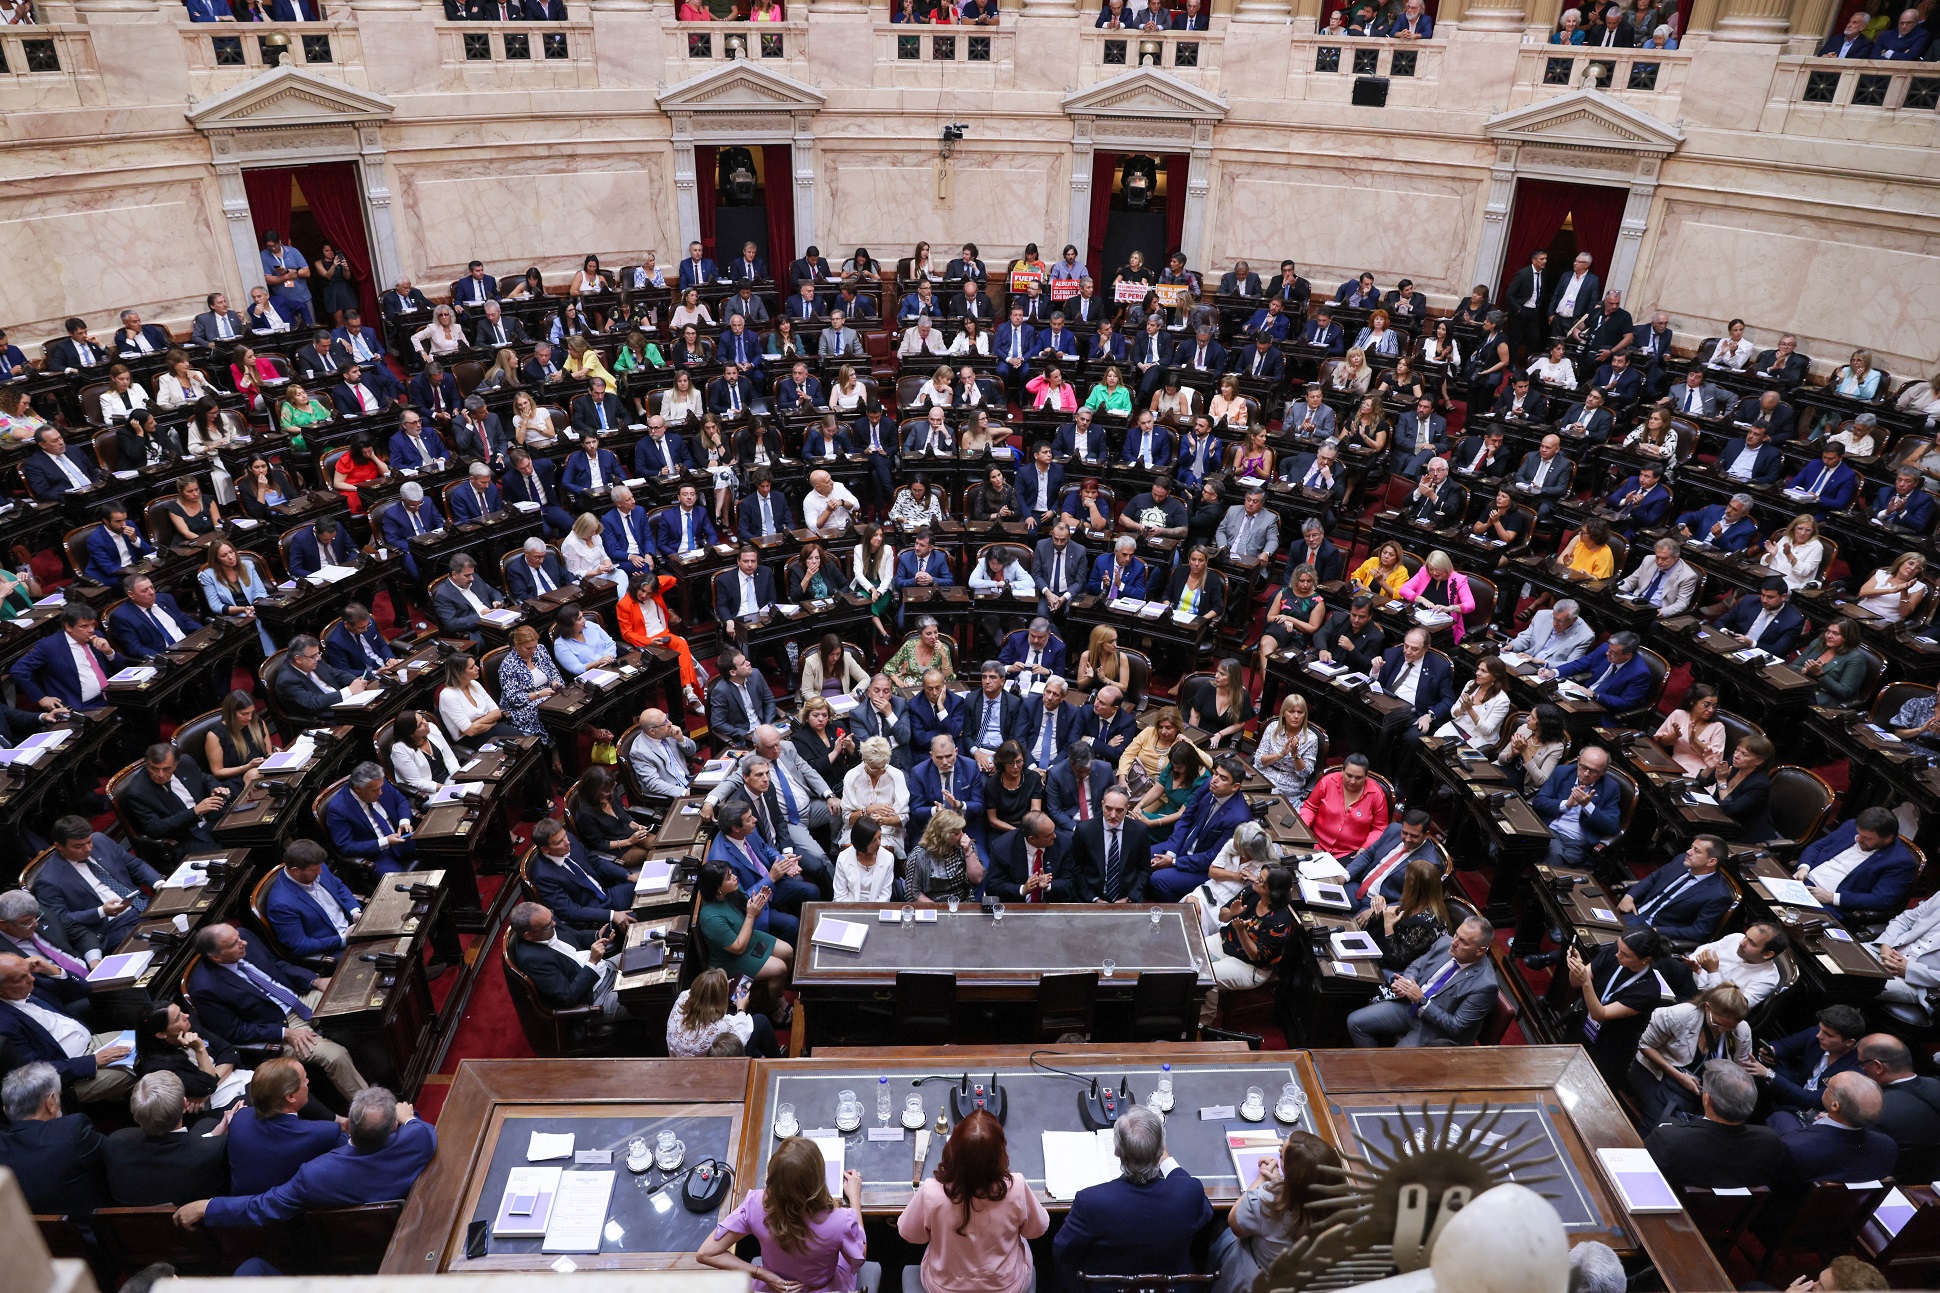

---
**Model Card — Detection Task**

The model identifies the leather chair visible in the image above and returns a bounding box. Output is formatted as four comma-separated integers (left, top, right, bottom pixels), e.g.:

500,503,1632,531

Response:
895,970,959,1045
1462,573,1496,638
1120,647,1152,712
1680,1185,1768,1261
1764,765,1834,852
1615,647,1670,727
1714,709,1764,757
108,759,186,868
63,524,101,587
1868,681,1931,727
1758,1180,1891,1278
259,647,298,737
1860,1183,1940,1285
170,708,228,770
1033,970,1097,1042
501,924,612,1057
303,1201,407,1275
1128,967,1198,1042
479,644,511,702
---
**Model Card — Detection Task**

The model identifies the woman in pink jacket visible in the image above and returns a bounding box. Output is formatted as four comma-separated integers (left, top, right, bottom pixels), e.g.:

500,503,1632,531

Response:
898,1110,1049,1293
1398,549,1476,642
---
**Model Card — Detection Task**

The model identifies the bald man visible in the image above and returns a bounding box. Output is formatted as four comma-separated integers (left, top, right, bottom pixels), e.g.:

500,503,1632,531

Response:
1774,1071,1899,1184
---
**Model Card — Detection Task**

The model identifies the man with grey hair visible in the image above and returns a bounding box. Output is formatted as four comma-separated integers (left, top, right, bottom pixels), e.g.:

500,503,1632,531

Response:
629,706,697,800
176,1085,436,1230
1088,533,1148,603
1346,916,1499,1047
377,474,444,581
0,954,134,1102
430,551,507,644
1546,628,1654,715
507,900,624,1019
276,631,371,722
322,760,416,875
1027,675,1077,772
1566,1240,1626,1293
1872,463,1936,534
105,1070,234,1205
186,924,367,1101
471,298,527,350
702,731,834,878
0,889,92,1010
0,1061,109,1214
1403,453,1461,527
1678,491,1759,550
507,535,570,602
1001,616,1068,691
1642,1059,1788,1191
604,483,656,577
449,458,502,524
1054,1103,1211,1284
1214,487,1280,564
1505,597,1594,667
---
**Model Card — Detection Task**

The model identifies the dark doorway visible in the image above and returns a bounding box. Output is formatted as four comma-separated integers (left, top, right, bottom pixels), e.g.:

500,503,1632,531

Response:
1494,177,1628,309
241,162,380,328
696,144,796,274
1089,151,1188,296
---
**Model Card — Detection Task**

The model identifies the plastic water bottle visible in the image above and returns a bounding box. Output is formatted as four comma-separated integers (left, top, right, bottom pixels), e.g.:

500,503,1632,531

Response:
1157,1063,1174,1111
878,1076,892,1125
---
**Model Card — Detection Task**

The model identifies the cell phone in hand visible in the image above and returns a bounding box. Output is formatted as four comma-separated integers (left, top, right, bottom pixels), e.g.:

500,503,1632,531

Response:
735,975,752,999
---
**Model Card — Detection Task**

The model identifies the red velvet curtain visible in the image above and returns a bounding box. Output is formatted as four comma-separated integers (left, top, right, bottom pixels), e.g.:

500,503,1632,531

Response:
1495,178,1576,306
1162,153,1188,267
1086,150,1118,289
695,145,719,260
242,168,293,271
1564,183,1627,291
292,162,382,329
761,145,795,271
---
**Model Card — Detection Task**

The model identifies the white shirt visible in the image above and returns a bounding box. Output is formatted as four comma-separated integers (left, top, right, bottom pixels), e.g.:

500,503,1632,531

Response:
7,995,90,1056
1809,842,1873,900
561,533,607,577
803,485,858,533
1389,659,1422,708
457,582,490,615
1726,445,1765,481
438,680,498,743
1556,273,1588,316
69,638,105,703
1689,933,1781,1005
834,847,896,903
1744,606,1779,644
295,876,352,938
68,857,121,906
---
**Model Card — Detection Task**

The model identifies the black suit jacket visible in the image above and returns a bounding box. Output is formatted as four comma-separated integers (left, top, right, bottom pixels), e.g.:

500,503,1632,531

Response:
713,565,778,623
1643,1115,1789,1193
509,924,600,1009
0,1114,109,1214
1068,818,1153,903
119,752,218,841
274,658,358,722
1879,1076,1940,1182
104,1122,231,1206
987,831,1077,904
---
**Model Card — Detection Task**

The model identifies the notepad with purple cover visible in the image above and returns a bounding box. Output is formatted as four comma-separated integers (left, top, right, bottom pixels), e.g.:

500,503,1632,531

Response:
1874,1187,1918,1238
1595,1148,1680,1213
811,918,869,952
492,1165,563,1237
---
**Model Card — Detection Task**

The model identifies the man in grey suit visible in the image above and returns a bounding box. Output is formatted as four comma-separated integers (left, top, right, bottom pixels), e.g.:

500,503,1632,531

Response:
1869,888,1940,1027
724,285,771,326
1347,917,1498,1047
1282,384,1336,439
1213,489,1280,565
704,724,843,843
1032,521,1088,625
190,292,247,347
707,651,778,748
1504,600,1595,665
1667,369,1729,420
627,707,696,800
818,311,863,360
429,553,507,645
1512,434,1572,518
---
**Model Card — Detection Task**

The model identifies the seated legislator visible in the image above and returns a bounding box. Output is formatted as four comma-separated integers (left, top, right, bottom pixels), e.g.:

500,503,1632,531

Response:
83,504,155,586
0,963,136,1108
713,547,779,651
737,469,796,539
1620,835,1733,944
103,1069,233,1206
527,817,638,934
222,1059,347,1196
560,431,623,495
1068,786,1152,903
1784,443,1860,515
24,427,103,500
1298,752,1390,860
185,923,366,1102
1872,465,1937,534
1149,756,1253,900
1345,917,1498,1047
430,552,508,645
1717,423,1785,486
0,1061,111,1213
1716,576,1805,654
1504,599,1594,667
175,1087,435,1230
1086,535,1149,602
33,815,159,956
11,601,123,713
1677,493,1760,552
262,840,364,968
106,573,201,661
1374,627,1457,738
1544,628,1652,714
1791,805,1917,917
506,536,572,602
286,516,356,580
322,761,418,877
1343,809,1437,914
507,901,625,1020
119,742,229,848
1531,746,1623,864
708,650,779,748
1745,1005,1866,1118
987,811,1075,905
1768,1072,1899,1185
378,480,446,580
1644,1061,1789,1193
1053,1105,1213,1285
449,462,503,524
704,799,815,943
276,633,371,722
1613,538,1699,615
1606,463,1672,538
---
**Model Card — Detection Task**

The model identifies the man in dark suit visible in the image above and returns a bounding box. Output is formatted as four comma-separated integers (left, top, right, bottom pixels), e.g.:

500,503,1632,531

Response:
907,734,987,845
276,633,371,722
1265,260,1310,310
1644,1061,1790,1192
652,484,719,563
1393,397,1449,479
186,922,367,1102
713,548,778,651
1344,810,1437,913
1129,316,1173,399
1546,631,1654,714
1052,408,1109,466
1606,464,1673,536
323,603,404,679
1859,1034,1940,1183
1793,808,1918,916
329,363,392,418
223,1059,347,1195
787,249,829,285
24,426,102,500
120,743,228,848
708,650,778,748
1219,261,1263,298
1054,1105,1212,1283
46,317,106,371
571,377,627,436
111,310,172,358
1021,678,1081,773
191,292,247,347
1346,918,1500,1046
960,663,1030,771
736,469,795,540
1044,739,1109,851
1151,758,1253,900
1294,307,1345,357
83,505,154,587
1751,1006,1867,1120
1715,423,1785,486
1400,458,1463,528
285,517,357,582
261,840,363,968
106,573,203,662
0,890,96,1008
0,1060,111,1212
177,1086,436,1231
522,339,565,388
506,901,624,1018
559,432,623,496
1548,253,1605,341
677,242,717,290
451,399,509,466
449,261,498,311
1752,335,1810,385
999,618,1068,684
1717,577,1805,655
34,816,160,954
1235,334,1284,384
1532,747,1627,865
707,362,758,417
431,552,507,644
1505,250,1549,357
1068,788,1152,903
987,812,1076,904
330,309,384,366
908,672,966,754
469,301,527,349
505,537,571,602
378,484,446,575
293,329,348,382
1492,374,1550,422
1612,835,1734,945
634,419,692,480
948,279,995,322
1452,427,1516,480
1872,466,1937,534
1774,1072,1898,1183
1314,596,1386,673
1817,9,1874,55
1281,517,1346,588
105,1070,232,1205
1376,628,1457,739
0,958,136,1104
380,277,432,320
1590,352,1644,402
448,462,504,525
504,448,571,538
1076,686,1136,768
528,818,637,933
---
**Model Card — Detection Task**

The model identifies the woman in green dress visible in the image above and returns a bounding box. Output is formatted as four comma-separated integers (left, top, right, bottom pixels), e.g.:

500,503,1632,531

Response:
0,559,42,619
696,857,794,1012
1083,365,1133,415
613,329,667,414
884,615,956,687
1137,739,1209,831
275,382,333,453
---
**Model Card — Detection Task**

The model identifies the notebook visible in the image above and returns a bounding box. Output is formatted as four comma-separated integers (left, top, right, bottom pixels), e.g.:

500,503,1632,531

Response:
1596,1148,1680,1213
811,918,869,952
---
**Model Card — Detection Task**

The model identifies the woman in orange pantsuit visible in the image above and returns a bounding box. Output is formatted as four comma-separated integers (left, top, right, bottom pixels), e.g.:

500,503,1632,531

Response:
615,571,703,712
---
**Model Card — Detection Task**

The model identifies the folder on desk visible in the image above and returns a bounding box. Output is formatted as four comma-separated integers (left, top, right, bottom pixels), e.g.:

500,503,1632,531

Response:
1299,879,1350,910
811,918,869,953
90,953,153,988
1596,1148,1680,1214
480,609,523,628
493,1165,563,1237
108,667,157,685
636,861,675,895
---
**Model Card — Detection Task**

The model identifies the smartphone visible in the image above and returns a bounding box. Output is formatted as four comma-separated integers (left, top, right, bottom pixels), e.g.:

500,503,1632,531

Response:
734,975,753,999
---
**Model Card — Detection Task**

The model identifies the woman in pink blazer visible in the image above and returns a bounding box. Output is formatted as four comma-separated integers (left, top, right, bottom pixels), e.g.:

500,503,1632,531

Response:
1399,550,1476,641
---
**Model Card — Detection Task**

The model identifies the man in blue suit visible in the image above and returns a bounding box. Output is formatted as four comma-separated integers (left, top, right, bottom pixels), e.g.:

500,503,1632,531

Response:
504,448,571,538
994,306,1037,401
328,365,392,419
1087,320,1129,365
1130,318,1174,399
106,573,201,661
634,419,691,479
1590,352,1643,402
1344,809,1437,913
1076,686,1136,767
909,671,967,751
1053,408,1109,465
447,463,503,524
83,505,154,586
1086,537,1148,601
774,360,823,412
223,1058,349,1195
1606,463,1672,536
1620,835,1733,944
705,797,812,941
960,664,1031,771
1021,677,1081,772
651,485,719,561
601,486,657,576
1150,757,1252,900
286,517,356,579
1177,325,1226,379
1716,425,1785,486
262,840,363,967
323,602,403,678
908,734,987,844
1119,413,1176,470
186,922,367,1100
1873,7,1931,58
727,241,767,285
999,618,1067,683
1718,577,1805,655
1393,397,1449,479
1294,307,1346,356
1054,1106,1211,1285
1872,466,1937,534
1770,1072,1899,1185
504,538,572,603
322,762,417,877
449,261,498,311
1794,806,1918,917
12,602,123,713
1242,297,1293,342
1235,335,1284,384
377,482,445,580
1676,494,1760,552
1375,628,1456,739
1044,739,1109,852
528,818,637,933
737,470,795,539
1016,443,1066,526
719,316,765,373
179,1086,434,1230
0,970,133,1105
560,431,624,494
1532,747,1624,864
23,427,102,501
1748,1005,1866,1117
330,310,384,366
1786,443,1859,515
895,529,954,595
677,242,718,290
706,363,758,417
1546,630,1652,714
1817,10,1874,55
388,413,449,473
33,814,158,966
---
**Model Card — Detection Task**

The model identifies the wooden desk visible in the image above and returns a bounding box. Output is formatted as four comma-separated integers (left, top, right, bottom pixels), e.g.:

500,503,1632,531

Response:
212,725,361,850
315,931,438,1094
1734,852,1890,998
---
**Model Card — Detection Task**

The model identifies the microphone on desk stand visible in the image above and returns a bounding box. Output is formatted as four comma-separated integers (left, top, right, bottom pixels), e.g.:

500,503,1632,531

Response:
406,882,439,902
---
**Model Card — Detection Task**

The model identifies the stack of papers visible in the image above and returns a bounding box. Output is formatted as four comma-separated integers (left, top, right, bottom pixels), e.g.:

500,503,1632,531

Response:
332,689,381,709
90,952,153,986
157,856,212,890
312,564,359,584
1761,876,1823,908
1596,1148,1680,1213
828,694,859,715
527,1131,576,1161
1108,597,1146,614
1299,878,1350,910
693,758,735,788
261,736,316,773
428,782,483,805
1138,601,1167,620
1043,1129,1120,1200
511,500,541,513
493,1165,563,1236
1227,1129,1283,1188
809,1136,846,1195
542,1170,615,1253
580,668,621,689
108,666,157,685
636,860,676,895
1330,931,1382,959
480,608,523,627
1307,659,1348,677
1297,855,1348,882
0,730,69,768
811,918,869,952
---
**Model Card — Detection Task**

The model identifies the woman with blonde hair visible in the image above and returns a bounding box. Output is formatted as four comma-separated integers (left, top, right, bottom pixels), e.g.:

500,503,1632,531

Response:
1256,693,1320,805
1631,983,1752,1123
668,968,783,1059
902,807,983,906
1858,552,1930,623
561,512,615,578
477,347,523,393
563,334,616,387
1399,549,1476,641
1074,624,1130,692
410,304,465,359
511,390,557,448
1119,705,1188,783
1328,345,1372,395
917,364,954,409
842,735,909,856
1763,512,1823,590
701,1137,869,1289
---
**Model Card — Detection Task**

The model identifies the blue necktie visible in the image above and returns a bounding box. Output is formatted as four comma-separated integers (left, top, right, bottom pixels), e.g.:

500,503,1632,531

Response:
774,769,801,825
1643,568,1665,602
1411,957,1459,1015
237,959,311,1020
1038,712,1057,765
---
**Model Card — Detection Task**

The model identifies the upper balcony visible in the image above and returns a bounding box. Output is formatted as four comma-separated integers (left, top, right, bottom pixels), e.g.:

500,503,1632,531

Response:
177,19,366,98
1758,53,1940,146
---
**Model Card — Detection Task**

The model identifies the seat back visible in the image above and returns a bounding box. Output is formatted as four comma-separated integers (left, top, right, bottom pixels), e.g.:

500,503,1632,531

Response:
1715,709,1764,757
171,708,228,767
1621,648,1671,723
1462,574,1495,638
92,1203,225,1273
1850,646,1887,709
1767,765,1834,846
64,525,98,585
895,969,959,1044
1120,648,1152,711
1680,1186,1768,1258
1764,1181,1891,1273
479,645,512,702
1129,967,1198,1042
1602,765,1639,839
1034,970,1098,1042
1869,682,1932,727
304,1201,406,1274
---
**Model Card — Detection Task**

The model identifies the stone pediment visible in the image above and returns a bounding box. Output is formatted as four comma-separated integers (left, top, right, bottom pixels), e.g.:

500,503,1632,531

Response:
657,60,826,113
187,66,394,130
1062,68,1228,122
1486,88,1682,154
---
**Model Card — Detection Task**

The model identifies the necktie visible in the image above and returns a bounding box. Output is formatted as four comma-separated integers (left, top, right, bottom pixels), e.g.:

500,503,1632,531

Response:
237,959,310,1020
1359,845,1409,900
1643,568,1666,602
1810,466,1831,497
1029,847,1045,903
31,936,88,979
1075,776,1092,820
1038,712,1057,765
409,508,424,536
597,401,608,431
529,472,546,505
1637,869,1699,919
144,606,181,645
217,315,233,340
1104,830,1122,901
83,645,108,692
761,497,773,533
774,769,800,825
1411,956,1460,1014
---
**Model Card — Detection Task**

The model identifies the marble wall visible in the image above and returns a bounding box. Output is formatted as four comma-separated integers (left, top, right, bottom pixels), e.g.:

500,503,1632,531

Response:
817,146,1069,254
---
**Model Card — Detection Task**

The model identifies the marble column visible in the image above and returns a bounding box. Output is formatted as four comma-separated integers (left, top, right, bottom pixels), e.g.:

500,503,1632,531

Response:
213,158,268,298
355,124,402,290
1287,0,1322,28
1454,0,1527,32
1469,147,1518,301
1710,0,1789,41
670,117,702,249
1786,0,1833,45
791,112,817,255
1179,131,1213,269
1605,164,1654,297
1068,120,1095,265
1232,0,1290,23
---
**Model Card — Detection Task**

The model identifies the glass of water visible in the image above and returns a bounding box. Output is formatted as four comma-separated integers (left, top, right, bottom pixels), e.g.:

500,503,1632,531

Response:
992,901,1006,924
901,904,916,928
1101,958,1116,979
947,894,960,914
1150,905,1163,925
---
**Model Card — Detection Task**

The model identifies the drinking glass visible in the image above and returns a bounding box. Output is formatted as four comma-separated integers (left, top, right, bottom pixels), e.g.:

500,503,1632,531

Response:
947,895,960,914
1101,958,1117,979
1150,905,1163,925
991,901,1006,924
901,904,916,928
775,1103,798,1137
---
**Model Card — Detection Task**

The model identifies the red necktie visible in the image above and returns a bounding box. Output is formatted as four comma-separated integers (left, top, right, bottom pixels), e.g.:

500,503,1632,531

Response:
1029,848,1044,903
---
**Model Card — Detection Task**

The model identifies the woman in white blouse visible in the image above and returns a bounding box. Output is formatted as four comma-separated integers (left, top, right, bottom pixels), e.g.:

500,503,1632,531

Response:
1827,413,1879,458
829,365,868,412
948,319,990,357
888,478,946,530
155,352,216,410
915,364,953,409
1894,372,1940,430
568,253,610,298
1435,655,1511,748
1762,513,1824,590
833,816,897,903
411,305,466,360
1858,552,1930,624
1255,694,1320,806
1623,407,1679,472
437,653,518,750
389,709,463,798
1151,377,1197,422
561,512,616,579
853,524,896,641
510,390,556,448
660,369,705,425
1418,319,1461,369
1705,319,1755,372
670,288,714,330
1527,341,1577,389
841,736,909,857
98,365,150,423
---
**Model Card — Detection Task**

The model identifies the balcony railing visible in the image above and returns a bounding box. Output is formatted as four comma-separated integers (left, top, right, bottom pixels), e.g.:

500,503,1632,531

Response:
434,20,597,85
0,23,100,105
1286,34,1441,101
1078,28,1220,87
676,19,807,62
1759,55,1940,142
1508,44,1689,110
872,20,1014,78
179,20,365,96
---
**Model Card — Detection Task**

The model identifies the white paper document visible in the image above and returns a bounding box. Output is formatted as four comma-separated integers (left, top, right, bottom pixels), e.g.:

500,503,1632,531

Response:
527,1131,577,1161
1761,877,1823,908
108,667,157,684
541,1169,615,1252
1042,1129,1120,1200
313,563,359,584
480,608,523,627
812,918,869,952
332,689,381,709
809,1135,845,1195
260,736,316,773
1297,855,1349,882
